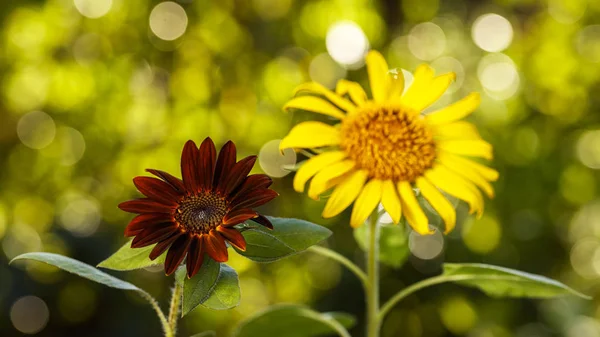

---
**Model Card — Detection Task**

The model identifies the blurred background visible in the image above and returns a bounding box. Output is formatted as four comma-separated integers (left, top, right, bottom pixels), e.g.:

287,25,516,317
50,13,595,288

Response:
1,0,600,336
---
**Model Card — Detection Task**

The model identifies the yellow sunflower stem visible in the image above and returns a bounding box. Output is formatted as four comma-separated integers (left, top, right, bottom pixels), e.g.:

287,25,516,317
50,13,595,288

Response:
366,210,381,337
166,281,183,337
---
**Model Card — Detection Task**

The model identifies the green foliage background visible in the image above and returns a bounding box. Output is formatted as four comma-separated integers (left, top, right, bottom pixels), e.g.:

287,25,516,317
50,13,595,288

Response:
1,0,600,336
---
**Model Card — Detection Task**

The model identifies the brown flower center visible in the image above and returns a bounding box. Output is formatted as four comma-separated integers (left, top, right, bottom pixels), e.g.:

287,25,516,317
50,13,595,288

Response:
339,105,436,181
175,193,228,234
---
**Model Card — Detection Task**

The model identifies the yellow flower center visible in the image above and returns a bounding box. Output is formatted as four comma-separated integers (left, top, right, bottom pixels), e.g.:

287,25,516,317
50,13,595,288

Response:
339,105,436,181
175,193,228,234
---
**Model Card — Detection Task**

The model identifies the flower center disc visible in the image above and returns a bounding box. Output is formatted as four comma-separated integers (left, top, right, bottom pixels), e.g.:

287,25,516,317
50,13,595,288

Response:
175,194,228,234
340,106,436,181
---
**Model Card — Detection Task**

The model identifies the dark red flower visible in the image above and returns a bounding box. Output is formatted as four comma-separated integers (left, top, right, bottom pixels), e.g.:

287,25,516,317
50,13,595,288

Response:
119,138,278,278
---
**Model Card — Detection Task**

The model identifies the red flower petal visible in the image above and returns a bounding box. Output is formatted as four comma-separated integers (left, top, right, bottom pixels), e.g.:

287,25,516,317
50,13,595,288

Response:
205,230,228,262
213,141,237,189
164,235,192,275
219,156,257,197
118,199,174,214
149,231,183,260
133,176,180,206
124,213,173,237
230,189,278,211
217,226,247,251
181,140,201,193
146,169,186,194
186,236,205,278
229,174,273,201
222,208,257,226
131,224,179,248
198,137,217,192
249,214,273,230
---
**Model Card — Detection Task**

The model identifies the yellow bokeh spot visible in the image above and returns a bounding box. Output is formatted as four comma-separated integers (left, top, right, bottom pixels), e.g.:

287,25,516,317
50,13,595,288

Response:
560,165,596,205
253,0,292,20
439,296,478,334
0,203,7,240
462,214,502,254
14,197,54,232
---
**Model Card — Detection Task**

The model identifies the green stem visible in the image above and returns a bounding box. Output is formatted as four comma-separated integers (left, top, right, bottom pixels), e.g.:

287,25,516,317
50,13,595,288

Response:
308,246,368,288
366,211,380,337
167,281,183,337
378,275,474,321
139,291,171,337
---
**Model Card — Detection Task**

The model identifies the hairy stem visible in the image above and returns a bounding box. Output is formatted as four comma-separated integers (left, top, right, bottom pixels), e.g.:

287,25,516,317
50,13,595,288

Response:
366,211,380,337
138,291,171,337
167,281,183,337
308,246,368,288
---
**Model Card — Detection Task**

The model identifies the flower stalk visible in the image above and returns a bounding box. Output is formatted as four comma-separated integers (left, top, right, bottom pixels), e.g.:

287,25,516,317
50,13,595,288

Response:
365,210,381,337
167,281,183,337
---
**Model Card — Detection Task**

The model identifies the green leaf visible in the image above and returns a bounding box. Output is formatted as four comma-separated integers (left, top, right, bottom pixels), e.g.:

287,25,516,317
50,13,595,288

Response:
9,253,162,307
201,264,240,310
354,224,409,268
182,257,221,316
236,216,332,263
182,259,240,315
443,263,591,299
12,252,141,291
233,304,355,337
97,240,166,271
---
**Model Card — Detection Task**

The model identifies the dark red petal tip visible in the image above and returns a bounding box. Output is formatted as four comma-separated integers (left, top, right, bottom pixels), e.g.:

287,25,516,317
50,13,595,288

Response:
181,140,201,193
198,137,217,191
164,235,192,276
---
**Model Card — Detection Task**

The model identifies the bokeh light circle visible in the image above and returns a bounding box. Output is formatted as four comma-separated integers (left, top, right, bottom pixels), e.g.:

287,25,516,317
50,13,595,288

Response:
10,296,49,334
74,0,113,19
258,139,297,178
577,130,600,169
408,22,446,60
149,2,188,41
326,21,369,68
471,14,513,52
17,111,56,150
409,228,444,260
576,25,600,63
477,53,520,100
309,53,347,89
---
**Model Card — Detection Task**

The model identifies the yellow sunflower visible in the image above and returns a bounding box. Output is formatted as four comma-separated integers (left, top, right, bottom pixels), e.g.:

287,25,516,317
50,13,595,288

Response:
279,50,498,234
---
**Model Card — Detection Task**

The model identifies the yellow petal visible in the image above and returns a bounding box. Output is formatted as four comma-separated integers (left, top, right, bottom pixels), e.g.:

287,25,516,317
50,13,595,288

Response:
426,93,481,125
437,154,495,198
350,179,383,228
366,50,389,102
424,166,484,216
404,72,456,112
400,64,434,112
397,181,432,235
437,139,493,160
438,153,499,181
308,160,356,200
322,170,369,218
293,151,347,192
432,121,482,140
294,82,356,112
416,177,456,234
284,96,346,120
387,70,405,102
381,180,402,224
280,122,340,150
336,79,367,107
